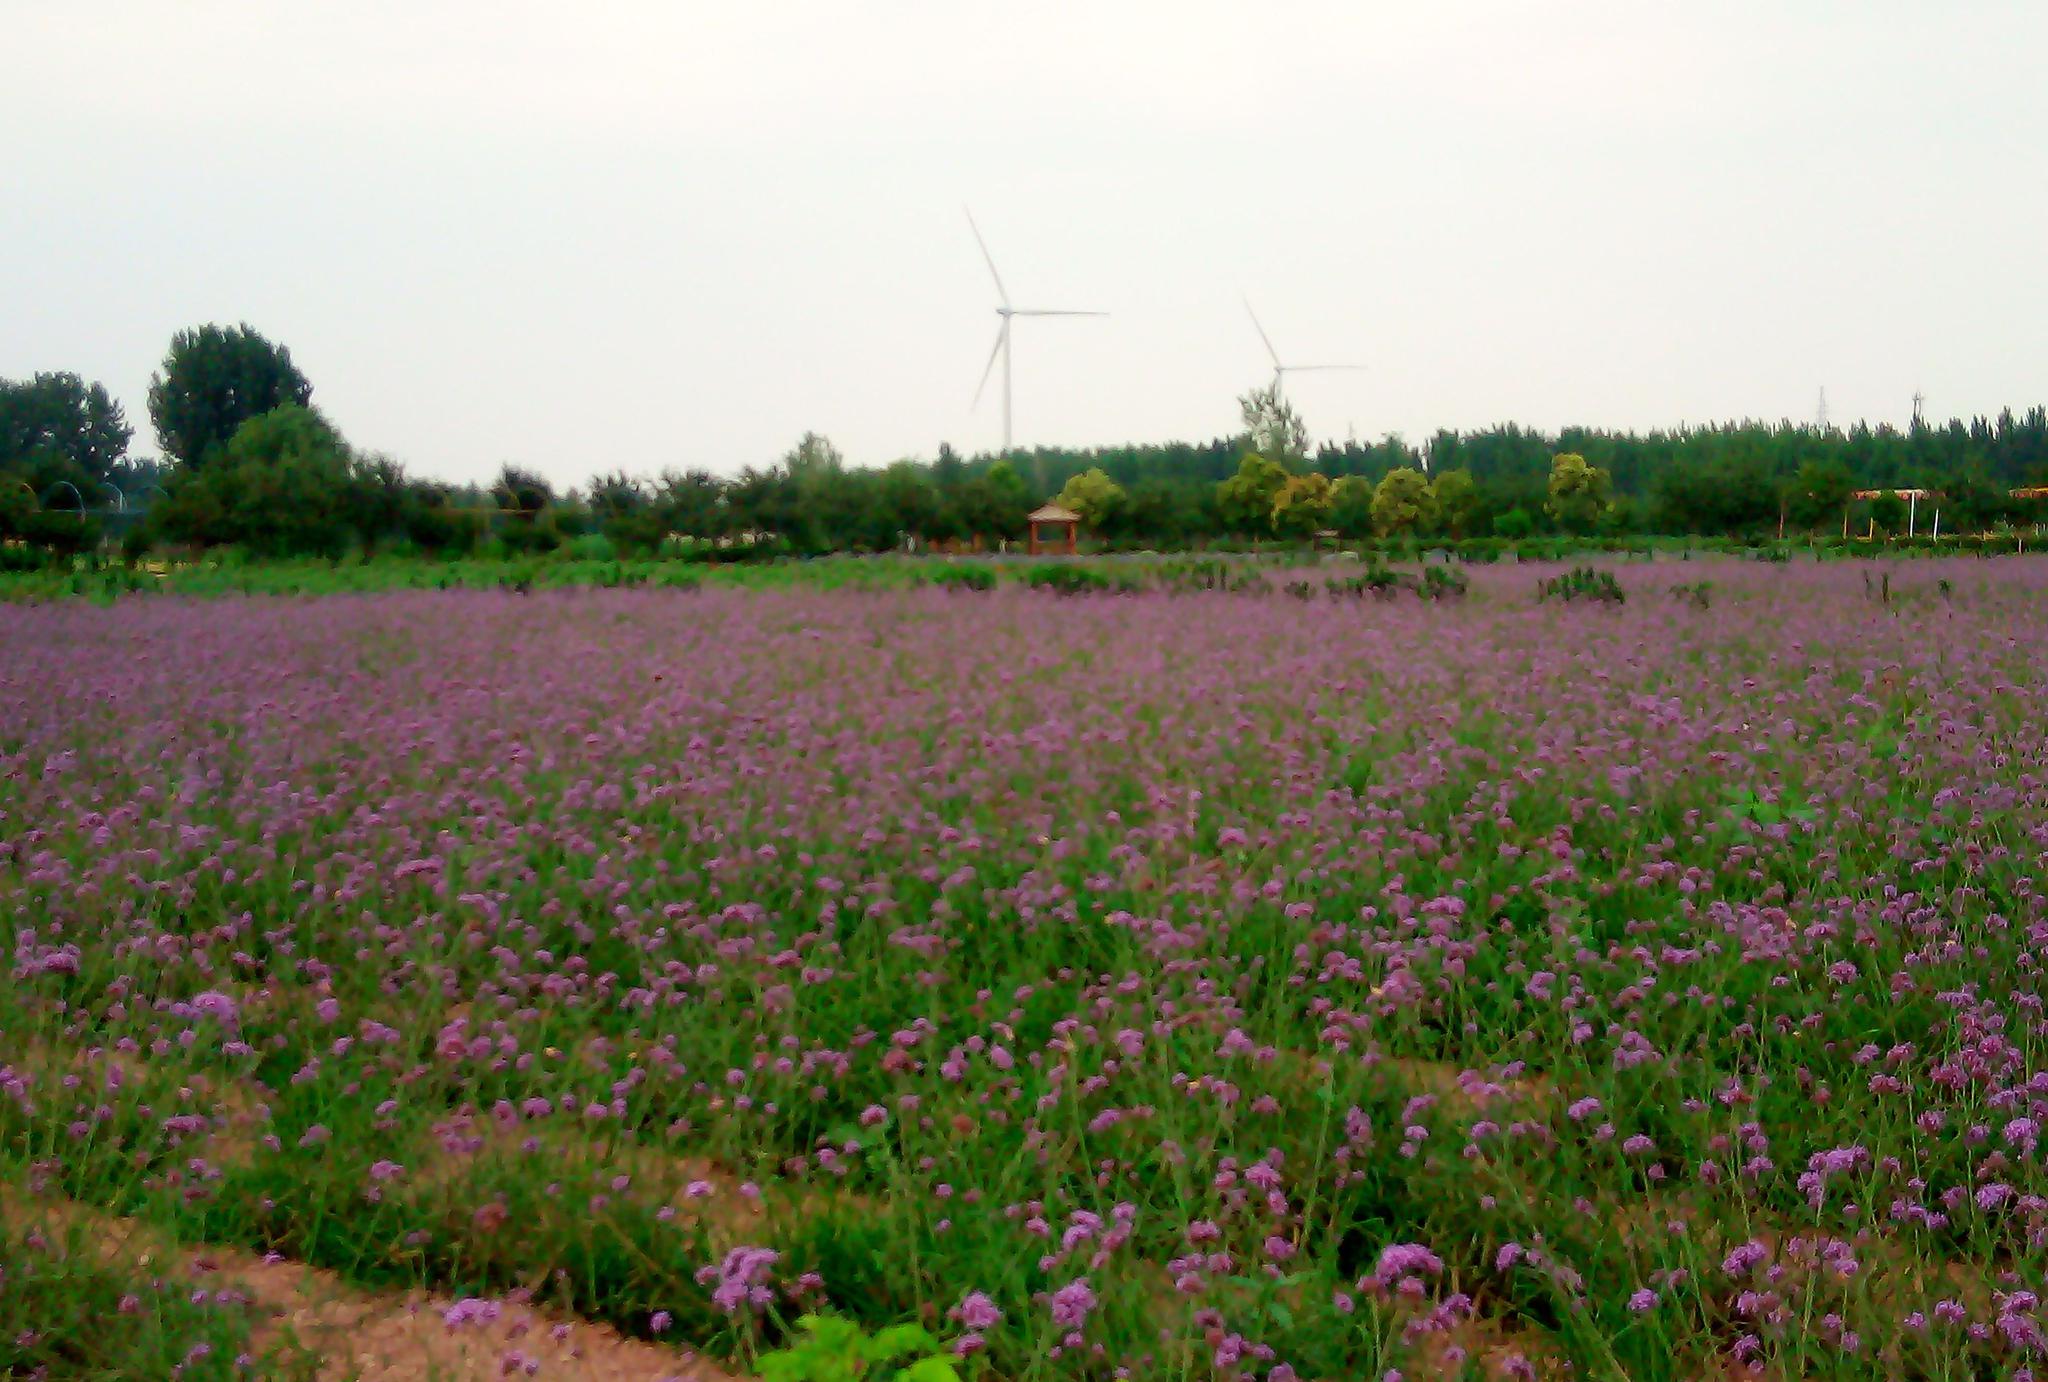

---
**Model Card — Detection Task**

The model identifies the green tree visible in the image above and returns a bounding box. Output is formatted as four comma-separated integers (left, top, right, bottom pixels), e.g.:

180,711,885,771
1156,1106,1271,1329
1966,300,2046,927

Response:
1867,490,1907,535
959,459,1030,541
1939,468,2005,533
1545,452,1612,532
784,431,845,480
153,404,361,557
1370,466,1437,536
1239,386,1310,470
586,470,648,519
1327,475,1376,538
1493,507,1536,540
0,373,132,492
1054,467,1128,530
1783,458,1854,530
1270,471,1334,538
147,324,313,467
1429,468,1482,538
1216,452,1289,535
496,465,555,514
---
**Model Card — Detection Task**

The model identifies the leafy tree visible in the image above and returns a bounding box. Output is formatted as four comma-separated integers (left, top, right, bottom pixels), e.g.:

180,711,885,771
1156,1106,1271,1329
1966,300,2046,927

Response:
1783,458,1854,530
1371,467,1437,536
784,431,845,480
1939,468,2006,533
147,324,312,467
1270,471,1335,538
1429,468,1482,538
958,459,1030,541
877,459,944,546
1216,452,1289,536
496,465,555,514
1054,467,1128,530
1493,507,1536,540
1239,386,1310,470
1327,475,1377,539
1545,452,1612,532
586,470,648,519
656,468,729,541
0,372,132,492
153,404,361,557
349,453,417,554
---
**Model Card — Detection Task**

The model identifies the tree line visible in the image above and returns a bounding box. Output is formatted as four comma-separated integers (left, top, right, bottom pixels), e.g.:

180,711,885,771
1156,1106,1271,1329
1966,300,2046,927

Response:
7,323,2048,561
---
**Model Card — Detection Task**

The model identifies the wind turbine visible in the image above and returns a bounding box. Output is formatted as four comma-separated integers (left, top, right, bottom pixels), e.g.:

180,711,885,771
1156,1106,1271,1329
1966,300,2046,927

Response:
966,209,1106,455
1243,298,1364,398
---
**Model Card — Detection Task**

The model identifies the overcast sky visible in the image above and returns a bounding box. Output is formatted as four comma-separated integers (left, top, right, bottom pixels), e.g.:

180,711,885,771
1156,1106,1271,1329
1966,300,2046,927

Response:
5,2,2045,488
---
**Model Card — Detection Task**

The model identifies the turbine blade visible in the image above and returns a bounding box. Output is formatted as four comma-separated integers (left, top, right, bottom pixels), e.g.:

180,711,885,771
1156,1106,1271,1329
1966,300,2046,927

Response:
964,207,1010,306
1286,364,1366,373
971,321,1008,407
1006,309,1108,317
1243,297,1282,370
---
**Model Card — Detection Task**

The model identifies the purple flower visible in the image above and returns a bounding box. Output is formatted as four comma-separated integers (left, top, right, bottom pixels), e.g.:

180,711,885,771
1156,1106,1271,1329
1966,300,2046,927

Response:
442,1297,502,1329
954,1291,1002,1329
1048,1279,1096,1328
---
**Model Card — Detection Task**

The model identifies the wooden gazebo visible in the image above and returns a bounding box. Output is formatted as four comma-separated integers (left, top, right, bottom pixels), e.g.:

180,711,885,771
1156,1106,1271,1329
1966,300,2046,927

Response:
1026,503,1080,556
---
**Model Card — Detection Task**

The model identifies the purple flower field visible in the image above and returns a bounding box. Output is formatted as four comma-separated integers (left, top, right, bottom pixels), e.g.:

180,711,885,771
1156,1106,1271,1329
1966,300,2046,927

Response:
4,560,2046,1379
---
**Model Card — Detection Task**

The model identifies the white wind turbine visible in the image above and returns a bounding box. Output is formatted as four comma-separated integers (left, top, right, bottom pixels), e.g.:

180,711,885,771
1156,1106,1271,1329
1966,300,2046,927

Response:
1243,297,1364,398
967,209,1106,453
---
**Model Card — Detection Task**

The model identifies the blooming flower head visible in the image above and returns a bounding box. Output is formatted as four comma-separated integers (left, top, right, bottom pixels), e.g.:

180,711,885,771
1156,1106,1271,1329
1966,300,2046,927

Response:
1048,1278,1097,1328
954,1291,1002,1330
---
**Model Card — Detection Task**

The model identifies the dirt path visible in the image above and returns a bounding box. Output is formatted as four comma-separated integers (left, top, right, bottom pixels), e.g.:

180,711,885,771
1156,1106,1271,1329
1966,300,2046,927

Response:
16,1194,745,1382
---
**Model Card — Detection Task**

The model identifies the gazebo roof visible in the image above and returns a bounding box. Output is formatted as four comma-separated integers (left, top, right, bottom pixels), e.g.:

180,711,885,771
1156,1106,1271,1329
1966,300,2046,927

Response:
1027,503,1081,524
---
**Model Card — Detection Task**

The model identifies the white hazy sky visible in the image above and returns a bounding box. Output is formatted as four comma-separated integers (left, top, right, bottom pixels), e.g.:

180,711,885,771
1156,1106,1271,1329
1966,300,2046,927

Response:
5,2,2045,488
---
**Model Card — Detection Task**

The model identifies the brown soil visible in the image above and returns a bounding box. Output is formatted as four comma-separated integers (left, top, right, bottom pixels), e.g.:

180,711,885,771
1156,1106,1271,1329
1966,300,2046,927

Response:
14,1193,746,1382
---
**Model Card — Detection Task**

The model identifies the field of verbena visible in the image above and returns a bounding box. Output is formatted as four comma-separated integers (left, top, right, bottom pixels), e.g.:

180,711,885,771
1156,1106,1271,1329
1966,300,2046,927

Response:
3,560,2044,1380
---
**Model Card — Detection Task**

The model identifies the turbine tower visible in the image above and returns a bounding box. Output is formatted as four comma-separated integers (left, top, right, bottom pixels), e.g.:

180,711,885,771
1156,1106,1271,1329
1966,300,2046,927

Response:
966,209,1105,455
1244,298,1363,398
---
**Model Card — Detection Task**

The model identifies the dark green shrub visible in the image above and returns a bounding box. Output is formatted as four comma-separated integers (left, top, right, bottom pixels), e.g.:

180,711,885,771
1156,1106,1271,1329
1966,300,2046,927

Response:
1537,566,1625,604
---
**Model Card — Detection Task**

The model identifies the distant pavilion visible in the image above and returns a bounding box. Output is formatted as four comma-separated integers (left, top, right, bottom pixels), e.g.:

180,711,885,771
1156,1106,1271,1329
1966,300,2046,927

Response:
1026,503,1080,556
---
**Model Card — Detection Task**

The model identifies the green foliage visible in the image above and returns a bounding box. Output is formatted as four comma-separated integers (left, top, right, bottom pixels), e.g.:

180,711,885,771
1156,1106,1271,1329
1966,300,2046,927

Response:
1419,563,1468,600
1053,467,1128,529
152,405,361,558
0,1218,308,1380
1025,563,1128,596
1783,458,1853,529
930,564,996,592
1492,506,1536,540
1216,452,1290,536
0,371,132,490
147,323,312,467
1536,565,1625,604
18,509,100,557
1545,453,1612,532
1239,384,1310,469
1867,490,1907,534
1326,474,1375,538
1269,471,1335,538
1370,467,1436,537
1429,467,1482,537
758,1315,964,1382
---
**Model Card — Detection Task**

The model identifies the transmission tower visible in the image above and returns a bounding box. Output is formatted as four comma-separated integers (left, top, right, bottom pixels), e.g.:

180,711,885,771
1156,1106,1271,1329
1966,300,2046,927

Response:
1911,389,1925,429
1816,386,1830,431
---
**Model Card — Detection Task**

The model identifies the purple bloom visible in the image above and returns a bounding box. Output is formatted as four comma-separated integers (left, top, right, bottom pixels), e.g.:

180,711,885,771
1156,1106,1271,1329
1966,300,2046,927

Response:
1048,1279,1096,1328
